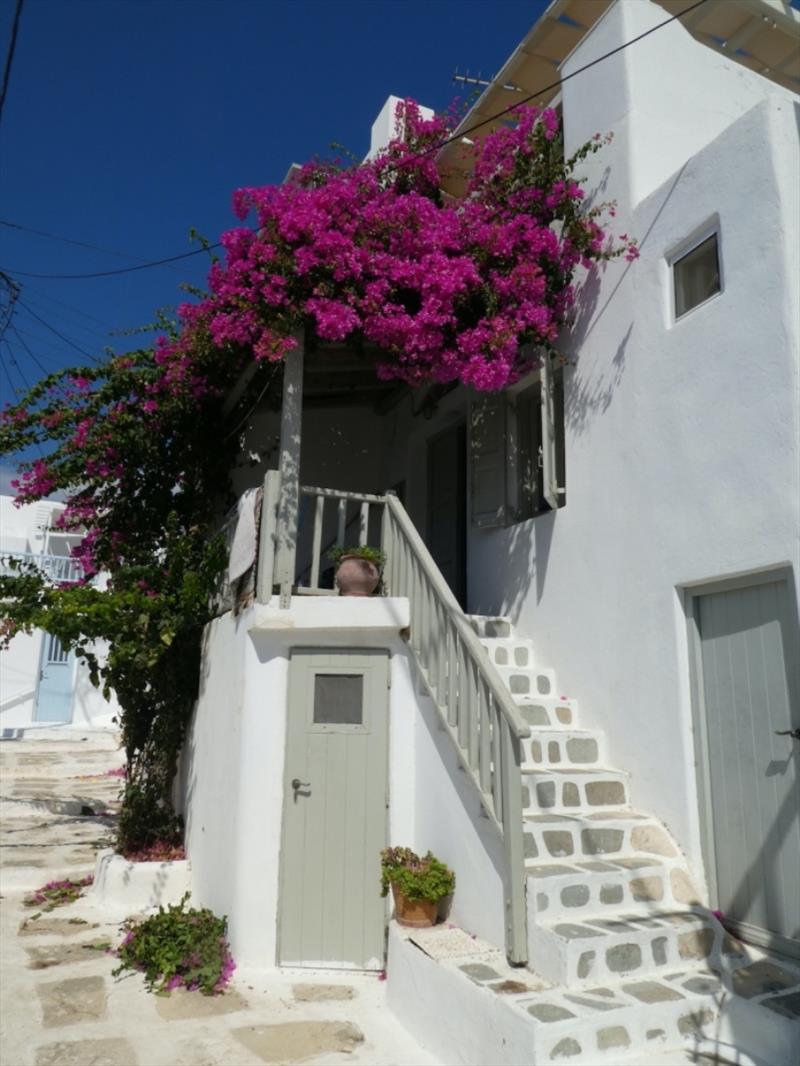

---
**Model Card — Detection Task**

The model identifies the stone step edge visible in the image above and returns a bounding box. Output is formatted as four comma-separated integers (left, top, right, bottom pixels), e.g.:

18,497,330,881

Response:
535,908,714,942
388,923,724,1066
522,766,629,781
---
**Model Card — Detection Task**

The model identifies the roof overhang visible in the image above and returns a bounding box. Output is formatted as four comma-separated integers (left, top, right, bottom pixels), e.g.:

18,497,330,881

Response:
438,0,800,195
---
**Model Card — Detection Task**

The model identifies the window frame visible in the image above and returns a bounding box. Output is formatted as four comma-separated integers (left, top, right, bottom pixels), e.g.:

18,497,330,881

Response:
668,222,723,323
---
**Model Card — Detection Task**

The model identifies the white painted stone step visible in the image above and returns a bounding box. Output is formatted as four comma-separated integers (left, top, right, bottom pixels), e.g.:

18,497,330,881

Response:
479,636,536,670
495,663,558,699
526,855,703,921
522,766,630,814
528,909,728,988
522,810,680,865
465,615,513,639
387,924,743,1066
523,728,605,769
514,696,580,729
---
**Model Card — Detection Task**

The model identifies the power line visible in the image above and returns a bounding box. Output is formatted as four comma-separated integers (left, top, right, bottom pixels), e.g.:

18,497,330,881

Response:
8,324,56,379
0,346,20,400
16,298,102,364
0,0,708,288
429,0,710,161
3,242,222,281
0,219,149,262
20,290,115,343
20,281,119,330
0,0,24,133
2,337,32,392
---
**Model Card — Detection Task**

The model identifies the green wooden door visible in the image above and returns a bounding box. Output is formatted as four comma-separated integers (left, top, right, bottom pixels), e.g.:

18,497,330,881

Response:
278,648,389,969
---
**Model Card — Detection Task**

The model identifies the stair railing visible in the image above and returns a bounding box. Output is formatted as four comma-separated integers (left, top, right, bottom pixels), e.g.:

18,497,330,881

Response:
381,492,530,964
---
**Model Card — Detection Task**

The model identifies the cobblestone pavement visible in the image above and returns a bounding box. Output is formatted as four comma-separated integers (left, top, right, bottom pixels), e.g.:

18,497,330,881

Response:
0,732,436,1066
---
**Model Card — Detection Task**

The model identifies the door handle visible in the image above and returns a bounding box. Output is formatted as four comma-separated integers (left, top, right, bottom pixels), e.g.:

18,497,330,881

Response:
775,729,800,741
291,778,310,791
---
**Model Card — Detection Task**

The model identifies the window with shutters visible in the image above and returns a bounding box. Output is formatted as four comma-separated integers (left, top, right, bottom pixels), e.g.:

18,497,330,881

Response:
469,355,566,529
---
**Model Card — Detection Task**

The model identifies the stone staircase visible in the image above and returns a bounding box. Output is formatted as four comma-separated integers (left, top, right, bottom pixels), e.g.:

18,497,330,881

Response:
398,614,799,1065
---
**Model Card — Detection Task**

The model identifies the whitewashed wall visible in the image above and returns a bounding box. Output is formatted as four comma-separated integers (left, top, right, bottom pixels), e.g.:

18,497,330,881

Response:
468,2,800,883
183,596,507,970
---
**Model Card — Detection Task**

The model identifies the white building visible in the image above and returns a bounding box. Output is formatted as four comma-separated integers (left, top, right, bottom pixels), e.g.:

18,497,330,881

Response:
0,495,119,733
182,2,799,1063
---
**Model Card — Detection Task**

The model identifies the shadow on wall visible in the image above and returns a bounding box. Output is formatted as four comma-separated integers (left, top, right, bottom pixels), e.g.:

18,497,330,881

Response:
472,161,695,620
414,674,507,949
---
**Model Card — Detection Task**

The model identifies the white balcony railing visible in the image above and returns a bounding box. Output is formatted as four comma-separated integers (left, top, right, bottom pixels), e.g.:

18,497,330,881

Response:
0,551,82,584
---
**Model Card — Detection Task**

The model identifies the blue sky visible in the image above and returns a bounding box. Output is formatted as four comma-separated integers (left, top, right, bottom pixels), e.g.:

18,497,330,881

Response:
1,0,797,486
0,0,547,417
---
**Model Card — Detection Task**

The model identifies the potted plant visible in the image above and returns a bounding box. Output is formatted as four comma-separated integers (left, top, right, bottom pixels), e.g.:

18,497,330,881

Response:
328,545,386,597
380,846,455,928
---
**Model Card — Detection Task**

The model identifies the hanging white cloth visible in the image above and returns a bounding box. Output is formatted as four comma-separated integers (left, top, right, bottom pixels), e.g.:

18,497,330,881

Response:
228,487,259,585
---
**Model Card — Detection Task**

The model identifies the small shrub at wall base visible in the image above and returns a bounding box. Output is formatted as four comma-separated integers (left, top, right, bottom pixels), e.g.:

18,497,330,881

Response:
112,892,235,996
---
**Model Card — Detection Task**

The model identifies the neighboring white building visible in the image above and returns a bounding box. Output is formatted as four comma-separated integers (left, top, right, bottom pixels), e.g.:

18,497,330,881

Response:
0,495,119,733
182,2,799,1063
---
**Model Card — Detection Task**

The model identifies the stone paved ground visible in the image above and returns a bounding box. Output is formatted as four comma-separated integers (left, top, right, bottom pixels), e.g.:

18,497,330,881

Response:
0,733,437,1066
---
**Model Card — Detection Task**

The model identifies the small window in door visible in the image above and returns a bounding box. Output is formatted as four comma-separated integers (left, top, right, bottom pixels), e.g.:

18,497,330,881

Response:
673,233,720,319
313,673,364,725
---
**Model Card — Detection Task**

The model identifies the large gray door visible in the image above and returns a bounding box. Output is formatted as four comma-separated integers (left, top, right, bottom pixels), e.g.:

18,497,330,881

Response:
692,573,800,958
278,648,389,969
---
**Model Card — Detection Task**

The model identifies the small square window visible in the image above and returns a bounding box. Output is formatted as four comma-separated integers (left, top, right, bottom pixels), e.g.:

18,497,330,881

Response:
313,674,363,725
674,234,720,318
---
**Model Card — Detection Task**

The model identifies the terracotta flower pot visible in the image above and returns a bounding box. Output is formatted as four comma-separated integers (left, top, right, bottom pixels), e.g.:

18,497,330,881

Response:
391,883,438,928
336,556,380,597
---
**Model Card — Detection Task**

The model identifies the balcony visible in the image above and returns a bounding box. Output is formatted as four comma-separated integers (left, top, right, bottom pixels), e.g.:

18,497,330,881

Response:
0,551,82,584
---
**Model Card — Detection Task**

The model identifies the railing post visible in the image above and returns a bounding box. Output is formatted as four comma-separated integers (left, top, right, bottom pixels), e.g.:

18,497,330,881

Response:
380,500,392,596
309,494,325,590
274,332,304,608
499,717,528,964
256,469,281,603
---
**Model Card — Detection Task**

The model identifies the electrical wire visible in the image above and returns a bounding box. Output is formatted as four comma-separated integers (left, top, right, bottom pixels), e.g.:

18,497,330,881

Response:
0,346,20,399
0,0,24,132
4,243,222,281
0,0,708,287
19,290,115,343
15,298,102,364
427,0,710,161
2,337,32,392
8,324,57,379
0,219,152,262
20,281,117,330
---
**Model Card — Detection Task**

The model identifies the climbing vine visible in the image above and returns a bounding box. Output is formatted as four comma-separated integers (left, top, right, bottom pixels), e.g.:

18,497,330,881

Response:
0,102,634,850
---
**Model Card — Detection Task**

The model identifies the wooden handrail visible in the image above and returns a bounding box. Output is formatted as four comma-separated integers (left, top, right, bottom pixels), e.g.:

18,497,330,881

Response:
382,495,530,741
381,492,529,964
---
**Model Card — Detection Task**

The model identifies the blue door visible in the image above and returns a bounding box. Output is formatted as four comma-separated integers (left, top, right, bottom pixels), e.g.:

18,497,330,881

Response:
35,633,74,723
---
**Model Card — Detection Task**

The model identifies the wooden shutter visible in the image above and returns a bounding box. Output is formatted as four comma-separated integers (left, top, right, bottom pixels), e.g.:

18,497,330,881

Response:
469,394,509,528
539,355,561,511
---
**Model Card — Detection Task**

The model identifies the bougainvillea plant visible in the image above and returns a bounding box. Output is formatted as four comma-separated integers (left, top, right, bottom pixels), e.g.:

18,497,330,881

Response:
113,893,235,996
0,101,635,849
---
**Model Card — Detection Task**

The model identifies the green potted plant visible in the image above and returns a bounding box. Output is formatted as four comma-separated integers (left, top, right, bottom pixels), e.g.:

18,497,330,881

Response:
380,846,455,928
328,545,386,597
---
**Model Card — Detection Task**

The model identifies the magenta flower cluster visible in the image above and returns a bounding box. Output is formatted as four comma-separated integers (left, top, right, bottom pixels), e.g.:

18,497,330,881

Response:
150,99,634,395
2,100,634,580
